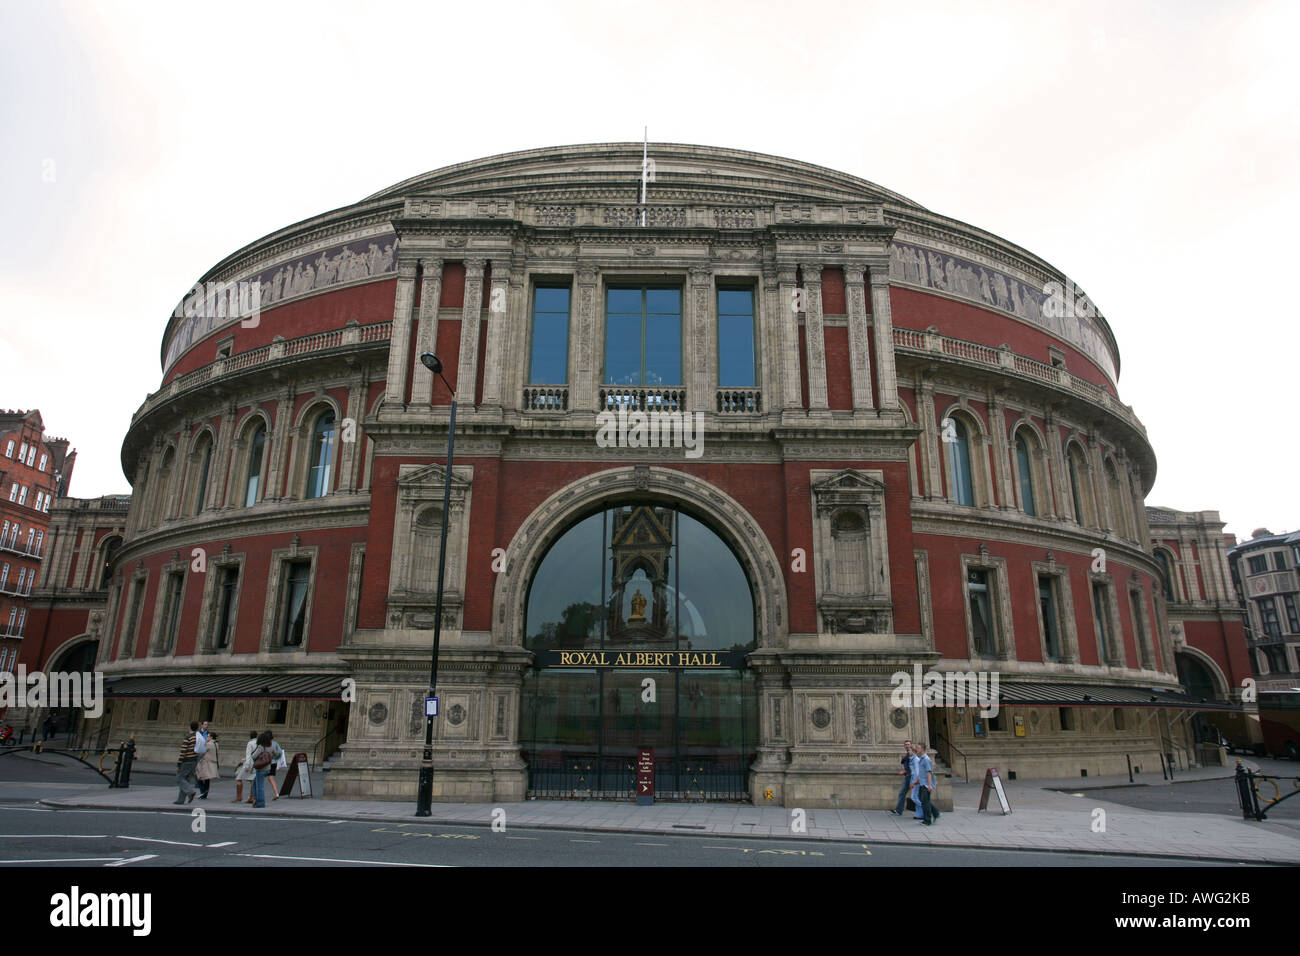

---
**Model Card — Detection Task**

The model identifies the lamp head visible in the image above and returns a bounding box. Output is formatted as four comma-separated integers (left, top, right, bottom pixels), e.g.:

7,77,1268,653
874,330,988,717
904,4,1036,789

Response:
420,352,442,374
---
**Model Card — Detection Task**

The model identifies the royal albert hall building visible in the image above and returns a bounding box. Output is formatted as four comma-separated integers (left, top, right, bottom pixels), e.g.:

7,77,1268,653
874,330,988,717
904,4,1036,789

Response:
21,144,1251,807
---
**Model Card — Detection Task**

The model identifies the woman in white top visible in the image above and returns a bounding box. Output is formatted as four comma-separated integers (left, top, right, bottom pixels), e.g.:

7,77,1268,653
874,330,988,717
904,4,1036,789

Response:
233,731,257,803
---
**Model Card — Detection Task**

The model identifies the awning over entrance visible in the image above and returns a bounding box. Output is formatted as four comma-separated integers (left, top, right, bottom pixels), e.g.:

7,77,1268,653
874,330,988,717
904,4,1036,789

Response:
995,681,1240,710
101,673,347,699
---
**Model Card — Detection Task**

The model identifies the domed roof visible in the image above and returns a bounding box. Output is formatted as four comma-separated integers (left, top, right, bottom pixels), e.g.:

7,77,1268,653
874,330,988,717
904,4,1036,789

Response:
364,142,928,210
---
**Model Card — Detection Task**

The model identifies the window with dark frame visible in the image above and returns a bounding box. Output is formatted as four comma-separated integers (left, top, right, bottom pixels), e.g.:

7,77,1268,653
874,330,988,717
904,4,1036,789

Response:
215,566,239,649
147,699,160,721
281,561,311,646
1283,594,1300,634
1248,555,1267,574
1039,575,1063,661
967,568,997,657
268,699,287,724
1015,433,1036,516
1258,596,1282,639
1093,581,1114,665
160,571,184,654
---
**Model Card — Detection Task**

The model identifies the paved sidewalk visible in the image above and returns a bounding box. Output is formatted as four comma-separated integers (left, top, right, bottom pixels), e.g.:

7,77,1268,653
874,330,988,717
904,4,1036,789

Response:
29,757,1300,865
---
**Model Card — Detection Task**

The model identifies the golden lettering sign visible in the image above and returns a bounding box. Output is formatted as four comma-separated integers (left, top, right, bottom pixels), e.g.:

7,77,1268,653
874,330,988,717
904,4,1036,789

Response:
547,650,733,668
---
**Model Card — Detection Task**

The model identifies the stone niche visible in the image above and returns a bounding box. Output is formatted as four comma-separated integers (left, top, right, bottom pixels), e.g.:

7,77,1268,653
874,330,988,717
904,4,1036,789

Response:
809,469,893,636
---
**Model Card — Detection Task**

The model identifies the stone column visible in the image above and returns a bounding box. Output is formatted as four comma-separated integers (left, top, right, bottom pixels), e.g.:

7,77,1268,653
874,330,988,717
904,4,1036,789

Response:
455,259,486,405
479,259,511,412
776,265,802,412
843,264,874,410
800,264,829,412
866,260,901,411
1087,430,1110,531
687,265,713,413
572,263,599,412
383,258,420,408
208,401,237,511
917,375,942,499
265,386,296,502
987,388,1012,509
408,258,444,406
338,369,367,492
502,263,527,410
1043,408,1068,519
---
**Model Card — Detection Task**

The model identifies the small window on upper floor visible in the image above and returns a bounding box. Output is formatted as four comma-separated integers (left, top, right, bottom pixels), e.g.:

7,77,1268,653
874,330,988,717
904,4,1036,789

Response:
18,443,27,461
215,335,235,360
25,447,35,467
1248,555,1268,574
1048,346,1066,370
528,285,570,385
3,440,13,458
717,288,756,388
1273,551,1287,572
38,453,47,472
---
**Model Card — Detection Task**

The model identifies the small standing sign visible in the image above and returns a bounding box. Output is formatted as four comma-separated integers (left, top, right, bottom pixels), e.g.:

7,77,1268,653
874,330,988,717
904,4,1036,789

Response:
278,753,312,798
636,748,654,806
977,767,1011,814
425,697,438,717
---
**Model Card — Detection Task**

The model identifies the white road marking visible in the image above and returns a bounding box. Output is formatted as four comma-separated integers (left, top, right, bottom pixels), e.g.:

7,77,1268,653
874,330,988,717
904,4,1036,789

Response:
105,854,158,867
208,841,237,847
0,834,107,838
117,835,204,847
0,856,126,864
234,852,447,867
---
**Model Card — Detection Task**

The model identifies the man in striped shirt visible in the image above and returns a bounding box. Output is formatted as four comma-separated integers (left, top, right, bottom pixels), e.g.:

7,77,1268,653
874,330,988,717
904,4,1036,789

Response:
174,721,201,805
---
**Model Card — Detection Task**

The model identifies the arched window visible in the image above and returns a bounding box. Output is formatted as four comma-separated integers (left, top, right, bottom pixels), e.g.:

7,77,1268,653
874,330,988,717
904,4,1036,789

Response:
1066,443,1091,526
1104,460,1126,538
305,411,336,499
949,418,975,506
1154,549,1175,601
190,432,213,516
155,447,176,524
99,536,122,589
1014,430,1041,517
244,421,266,507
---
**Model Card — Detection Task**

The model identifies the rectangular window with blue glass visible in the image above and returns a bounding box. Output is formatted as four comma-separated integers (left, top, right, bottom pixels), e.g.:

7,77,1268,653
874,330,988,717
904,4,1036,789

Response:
529,285,571,384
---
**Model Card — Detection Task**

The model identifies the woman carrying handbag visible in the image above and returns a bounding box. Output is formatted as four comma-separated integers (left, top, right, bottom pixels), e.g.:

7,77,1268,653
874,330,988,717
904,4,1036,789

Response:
250,731,274,808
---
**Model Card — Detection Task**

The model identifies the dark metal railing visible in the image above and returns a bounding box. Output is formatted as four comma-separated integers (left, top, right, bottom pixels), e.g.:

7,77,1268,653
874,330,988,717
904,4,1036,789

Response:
1234,762,1300,821
525,751,748,802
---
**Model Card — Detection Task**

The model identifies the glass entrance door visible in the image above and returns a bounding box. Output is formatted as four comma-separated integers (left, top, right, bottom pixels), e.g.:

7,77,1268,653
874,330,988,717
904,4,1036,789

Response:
519,502,758,800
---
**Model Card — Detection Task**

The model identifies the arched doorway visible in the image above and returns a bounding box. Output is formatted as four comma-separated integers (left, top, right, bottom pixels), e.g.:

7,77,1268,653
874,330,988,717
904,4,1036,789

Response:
519,501,759,800
45,639,99,743
1177,650,1227,752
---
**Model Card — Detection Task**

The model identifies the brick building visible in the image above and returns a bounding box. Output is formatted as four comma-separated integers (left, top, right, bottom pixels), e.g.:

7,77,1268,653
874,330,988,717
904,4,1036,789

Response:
0,410,75,683
22,144,1248,804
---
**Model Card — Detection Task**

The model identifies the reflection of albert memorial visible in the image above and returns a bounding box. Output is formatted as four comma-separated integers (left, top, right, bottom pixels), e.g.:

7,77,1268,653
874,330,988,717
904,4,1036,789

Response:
608,505,673,642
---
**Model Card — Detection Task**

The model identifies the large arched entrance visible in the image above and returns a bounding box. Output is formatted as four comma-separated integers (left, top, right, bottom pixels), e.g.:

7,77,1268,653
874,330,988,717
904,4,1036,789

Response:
519,501,759,800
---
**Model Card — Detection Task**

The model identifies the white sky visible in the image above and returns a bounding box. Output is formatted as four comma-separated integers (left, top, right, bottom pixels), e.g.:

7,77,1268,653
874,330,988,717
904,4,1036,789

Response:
1,0,1296,541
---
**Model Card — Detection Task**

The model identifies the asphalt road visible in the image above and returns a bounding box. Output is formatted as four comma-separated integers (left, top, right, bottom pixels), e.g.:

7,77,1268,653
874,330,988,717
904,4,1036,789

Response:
0,805,1245,867
0,750,1266,867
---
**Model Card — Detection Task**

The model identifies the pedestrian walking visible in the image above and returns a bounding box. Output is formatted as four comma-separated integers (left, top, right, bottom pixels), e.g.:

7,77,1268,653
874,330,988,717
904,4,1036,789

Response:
915,742,940,825
266,733,285,800
890,740,914,816
234,731,257,803
909,745,924,820
174,721,202,804
196,732,220,799
42,714,56,741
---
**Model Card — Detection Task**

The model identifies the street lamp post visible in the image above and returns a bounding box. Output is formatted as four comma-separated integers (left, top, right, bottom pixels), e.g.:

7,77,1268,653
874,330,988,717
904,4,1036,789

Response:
416,352,455,817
